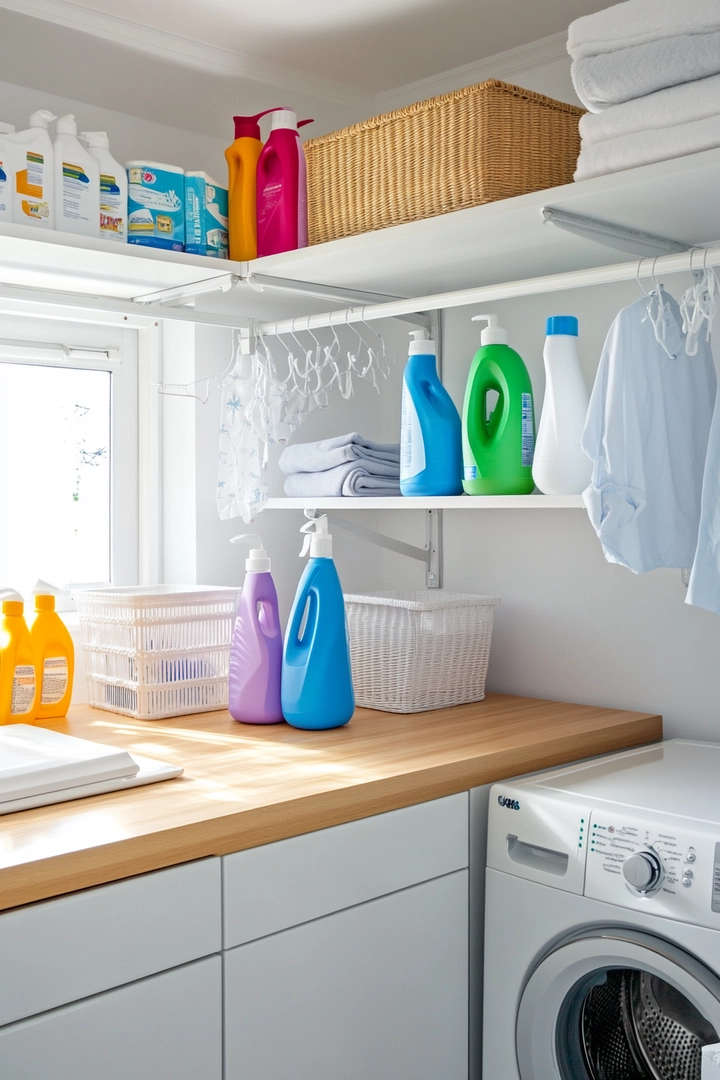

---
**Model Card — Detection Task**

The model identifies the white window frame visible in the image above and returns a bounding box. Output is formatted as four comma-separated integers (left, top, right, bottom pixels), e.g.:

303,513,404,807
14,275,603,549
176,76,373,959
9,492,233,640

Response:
0,316,141,601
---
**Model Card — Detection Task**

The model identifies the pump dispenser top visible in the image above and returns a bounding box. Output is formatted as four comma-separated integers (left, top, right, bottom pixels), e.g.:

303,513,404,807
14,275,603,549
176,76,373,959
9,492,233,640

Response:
472,314,508,346
231,532,271,573
408,328,436,355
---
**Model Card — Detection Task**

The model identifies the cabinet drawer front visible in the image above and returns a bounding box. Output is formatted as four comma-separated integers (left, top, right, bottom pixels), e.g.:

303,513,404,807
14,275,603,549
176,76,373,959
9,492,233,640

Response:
223,792,468,948
0,857,221,1026
224,870,468,1080
0,956,222,1080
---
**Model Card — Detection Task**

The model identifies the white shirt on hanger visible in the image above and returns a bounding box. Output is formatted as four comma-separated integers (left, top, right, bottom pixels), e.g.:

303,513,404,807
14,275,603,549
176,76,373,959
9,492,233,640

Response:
581,291,716,574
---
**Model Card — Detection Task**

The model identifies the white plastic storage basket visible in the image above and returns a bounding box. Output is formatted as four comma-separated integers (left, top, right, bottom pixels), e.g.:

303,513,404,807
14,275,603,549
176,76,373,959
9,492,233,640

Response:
343,590,501,714
74,585,241,720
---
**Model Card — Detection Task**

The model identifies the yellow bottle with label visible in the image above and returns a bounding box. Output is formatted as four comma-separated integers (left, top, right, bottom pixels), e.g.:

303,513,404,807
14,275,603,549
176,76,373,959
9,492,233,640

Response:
29,594,74,720
0,599,38,723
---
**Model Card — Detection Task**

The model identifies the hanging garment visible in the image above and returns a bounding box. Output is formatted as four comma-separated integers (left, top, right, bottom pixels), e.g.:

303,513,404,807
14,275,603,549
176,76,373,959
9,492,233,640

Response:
687,355,720,612
581,291,716,573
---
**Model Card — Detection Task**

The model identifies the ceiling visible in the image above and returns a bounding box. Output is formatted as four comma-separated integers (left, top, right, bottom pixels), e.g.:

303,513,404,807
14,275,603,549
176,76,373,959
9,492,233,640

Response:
0,0,609,96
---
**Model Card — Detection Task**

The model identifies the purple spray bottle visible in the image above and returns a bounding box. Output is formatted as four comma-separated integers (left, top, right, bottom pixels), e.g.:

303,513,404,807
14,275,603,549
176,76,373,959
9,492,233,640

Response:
228,534,283,725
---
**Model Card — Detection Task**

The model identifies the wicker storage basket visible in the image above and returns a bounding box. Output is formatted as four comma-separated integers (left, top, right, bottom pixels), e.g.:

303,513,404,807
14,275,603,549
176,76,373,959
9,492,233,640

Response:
344,590,501,714
305,79,583,245
75,585,241,720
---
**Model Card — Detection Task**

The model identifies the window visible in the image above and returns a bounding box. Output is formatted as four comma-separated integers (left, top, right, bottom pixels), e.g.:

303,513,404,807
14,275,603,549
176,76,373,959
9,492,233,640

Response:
0,317,139,603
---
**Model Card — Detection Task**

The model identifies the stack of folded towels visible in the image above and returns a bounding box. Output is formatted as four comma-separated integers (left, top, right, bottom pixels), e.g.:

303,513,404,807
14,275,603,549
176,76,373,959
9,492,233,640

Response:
569,0,720,181
278,433,401,497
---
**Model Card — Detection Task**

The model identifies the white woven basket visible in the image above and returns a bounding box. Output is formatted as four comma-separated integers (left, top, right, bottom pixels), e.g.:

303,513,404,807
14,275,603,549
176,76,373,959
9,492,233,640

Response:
74,585,241,720
343,590,501,713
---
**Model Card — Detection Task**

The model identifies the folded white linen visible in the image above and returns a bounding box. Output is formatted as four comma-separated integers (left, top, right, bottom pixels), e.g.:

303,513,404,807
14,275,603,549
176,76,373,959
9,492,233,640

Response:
568,0,720,61
574,112,720,181
284,460,401,498
579,73,720,145
278,432,400,475
572,30,720,112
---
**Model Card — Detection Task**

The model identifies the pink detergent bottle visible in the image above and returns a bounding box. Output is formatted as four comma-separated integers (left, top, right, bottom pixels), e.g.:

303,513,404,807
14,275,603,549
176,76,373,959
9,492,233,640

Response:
228,534,283,725
256,110,313,257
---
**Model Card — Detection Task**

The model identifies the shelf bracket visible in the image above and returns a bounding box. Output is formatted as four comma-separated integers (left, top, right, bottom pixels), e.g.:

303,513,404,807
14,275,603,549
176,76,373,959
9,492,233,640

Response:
133,273,241,306
542,207,690,258
244,272,429,327
304,509,442,588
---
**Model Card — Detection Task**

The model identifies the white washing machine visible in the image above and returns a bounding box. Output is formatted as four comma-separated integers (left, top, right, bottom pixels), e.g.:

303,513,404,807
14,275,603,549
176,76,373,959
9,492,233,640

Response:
483,739,720,1080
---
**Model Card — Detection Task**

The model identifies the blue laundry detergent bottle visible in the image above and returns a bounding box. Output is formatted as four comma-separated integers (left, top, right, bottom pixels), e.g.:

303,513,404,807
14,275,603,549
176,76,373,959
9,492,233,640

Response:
281,515,355,730
400,328,462,496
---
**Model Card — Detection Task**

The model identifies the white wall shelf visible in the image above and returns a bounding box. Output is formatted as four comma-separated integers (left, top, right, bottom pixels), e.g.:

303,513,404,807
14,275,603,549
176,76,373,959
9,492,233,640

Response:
264,496,586,510
0,149,718,312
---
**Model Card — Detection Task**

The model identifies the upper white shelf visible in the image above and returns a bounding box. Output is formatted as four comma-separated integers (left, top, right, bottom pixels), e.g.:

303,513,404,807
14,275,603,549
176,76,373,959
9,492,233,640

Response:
0,148,717,306
264,495,585,510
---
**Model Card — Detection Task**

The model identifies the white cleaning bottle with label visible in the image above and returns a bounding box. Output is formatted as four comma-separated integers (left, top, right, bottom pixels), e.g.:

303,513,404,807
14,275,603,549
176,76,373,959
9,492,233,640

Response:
532,316,591,495
54,115,100,237
0,123,15,223
7,110,56,229
81,131,127,243
400,328,462,496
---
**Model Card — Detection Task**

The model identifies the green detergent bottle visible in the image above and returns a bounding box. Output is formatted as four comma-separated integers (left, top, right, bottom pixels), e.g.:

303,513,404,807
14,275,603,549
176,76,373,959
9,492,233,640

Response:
462,314,535,495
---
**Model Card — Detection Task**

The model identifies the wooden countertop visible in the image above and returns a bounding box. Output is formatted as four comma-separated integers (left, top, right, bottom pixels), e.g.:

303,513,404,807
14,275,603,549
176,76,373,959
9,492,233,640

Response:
0,695,661,912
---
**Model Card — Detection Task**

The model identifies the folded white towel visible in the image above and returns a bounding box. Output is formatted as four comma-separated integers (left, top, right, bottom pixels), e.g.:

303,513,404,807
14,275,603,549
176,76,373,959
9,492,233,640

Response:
568,0,720,61
579,73,720,146
574,112,720,181
572,30,720,112
278,432,400,475
284,461,401,498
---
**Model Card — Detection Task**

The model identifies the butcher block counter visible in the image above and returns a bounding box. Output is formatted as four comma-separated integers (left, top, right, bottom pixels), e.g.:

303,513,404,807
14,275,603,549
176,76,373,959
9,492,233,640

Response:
0,693,661,912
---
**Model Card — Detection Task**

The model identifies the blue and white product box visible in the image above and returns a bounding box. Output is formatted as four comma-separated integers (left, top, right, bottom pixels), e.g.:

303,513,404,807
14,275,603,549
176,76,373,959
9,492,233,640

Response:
126,160,185,251
184,172,229,258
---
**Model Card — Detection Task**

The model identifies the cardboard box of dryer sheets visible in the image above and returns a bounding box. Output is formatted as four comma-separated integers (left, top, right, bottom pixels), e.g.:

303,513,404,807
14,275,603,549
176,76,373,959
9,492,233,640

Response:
185,172,229,258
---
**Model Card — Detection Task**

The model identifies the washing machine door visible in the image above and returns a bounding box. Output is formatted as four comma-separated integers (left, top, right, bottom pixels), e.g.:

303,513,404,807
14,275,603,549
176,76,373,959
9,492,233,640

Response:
517,928,720,1080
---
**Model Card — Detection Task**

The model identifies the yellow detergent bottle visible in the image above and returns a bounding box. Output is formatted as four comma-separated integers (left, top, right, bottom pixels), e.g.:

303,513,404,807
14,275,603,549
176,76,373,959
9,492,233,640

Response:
29,594,74,720
0,598,38,724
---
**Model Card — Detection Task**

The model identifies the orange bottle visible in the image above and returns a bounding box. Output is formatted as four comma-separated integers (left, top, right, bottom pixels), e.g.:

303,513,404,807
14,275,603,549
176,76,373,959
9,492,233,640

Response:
0,599,38,724
29,594,74,720
225,109,282,262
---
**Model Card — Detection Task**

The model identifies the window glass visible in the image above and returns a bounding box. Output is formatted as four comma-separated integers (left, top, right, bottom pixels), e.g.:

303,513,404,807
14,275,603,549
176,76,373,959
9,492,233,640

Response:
0,362,111,596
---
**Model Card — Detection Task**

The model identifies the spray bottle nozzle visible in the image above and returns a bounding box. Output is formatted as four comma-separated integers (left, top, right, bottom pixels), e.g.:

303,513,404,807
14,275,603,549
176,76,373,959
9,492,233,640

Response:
29,110,57,128
230,533,271,572
472,313,508,346
299,514,332,558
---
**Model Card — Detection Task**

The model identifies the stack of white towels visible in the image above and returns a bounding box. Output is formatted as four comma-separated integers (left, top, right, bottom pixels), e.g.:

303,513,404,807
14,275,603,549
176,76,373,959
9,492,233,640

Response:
569,0,720,181
278,433,401,497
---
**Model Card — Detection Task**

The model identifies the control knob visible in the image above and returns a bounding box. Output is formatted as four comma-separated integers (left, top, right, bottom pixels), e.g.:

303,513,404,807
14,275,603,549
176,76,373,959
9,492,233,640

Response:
623,849,664,893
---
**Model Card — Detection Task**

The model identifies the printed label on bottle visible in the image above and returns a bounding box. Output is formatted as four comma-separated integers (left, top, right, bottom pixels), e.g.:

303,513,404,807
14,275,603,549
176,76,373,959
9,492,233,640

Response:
41,657,69,705
464,465,478,480
16,152,50,220
400,383,426,480
62,161,93,223
11,665,35,714
99,172,125,237
521,393,535,467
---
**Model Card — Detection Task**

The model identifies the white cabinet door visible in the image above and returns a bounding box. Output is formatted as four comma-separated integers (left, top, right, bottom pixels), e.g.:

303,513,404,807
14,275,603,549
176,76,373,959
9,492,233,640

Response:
225,869,468,1080
0,956,222,1080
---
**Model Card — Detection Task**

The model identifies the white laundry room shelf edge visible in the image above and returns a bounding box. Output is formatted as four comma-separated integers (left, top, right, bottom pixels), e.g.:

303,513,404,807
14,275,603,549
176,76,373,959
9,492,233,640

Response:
263,496,586,510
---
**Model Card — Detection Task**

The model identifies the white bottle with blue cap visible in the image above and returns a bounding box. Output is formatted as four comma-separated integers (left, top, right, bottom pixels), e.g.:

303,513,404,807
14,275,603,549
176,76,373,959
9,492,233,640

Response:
532,316,592,495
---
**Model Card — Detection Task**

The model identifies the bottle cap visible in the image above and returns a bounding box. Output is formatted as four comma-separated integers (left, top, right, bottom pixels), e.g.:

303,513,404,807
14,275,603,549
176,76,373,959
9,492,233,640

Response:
472,314,508,346
233,108,286,140
300,515,332,559
408,328,437,356
2,600,23,616
29,110,56,129
81,130,109,148
546,316,578,337
230,533,271,572
56,114,78,135
0,122,15,134
34,594,56,611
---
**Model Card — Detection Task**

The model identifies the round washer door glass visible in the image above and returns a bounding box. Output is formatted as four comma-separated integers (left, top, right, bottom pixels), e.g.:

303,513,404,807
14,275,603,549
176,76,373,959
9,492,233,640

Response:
516,929,720,1080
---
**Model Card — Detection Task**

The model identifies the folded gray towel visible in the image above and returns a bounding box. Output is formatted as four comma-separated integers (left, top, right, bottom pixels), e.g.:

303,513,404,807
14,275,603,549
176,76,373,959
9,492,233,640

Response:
572,31,720,112
278,433,400,475
574,111,720,181
284,461,401,498
579,72,720,145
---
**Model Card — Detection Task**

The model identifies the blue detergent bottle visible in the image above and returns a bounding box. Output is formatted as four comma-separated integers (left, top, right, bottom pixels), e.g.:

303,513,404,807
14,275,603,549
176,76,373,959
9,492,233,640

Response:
400,328,463,496
281,515,355,730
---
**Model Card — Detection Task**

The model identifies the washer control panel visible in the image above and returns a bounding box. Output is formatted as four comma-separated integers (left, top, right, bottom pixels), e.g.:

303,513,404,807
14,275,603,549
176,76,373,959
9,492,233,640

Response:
585,811,720,927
